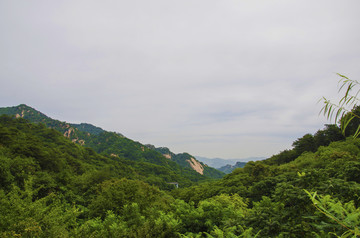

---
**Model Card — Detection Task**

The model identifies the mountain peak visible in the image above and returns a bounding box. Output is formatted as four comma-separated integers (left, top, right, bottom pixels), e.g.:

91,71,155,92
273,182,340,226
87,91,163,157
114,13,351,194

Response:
0,104,48,120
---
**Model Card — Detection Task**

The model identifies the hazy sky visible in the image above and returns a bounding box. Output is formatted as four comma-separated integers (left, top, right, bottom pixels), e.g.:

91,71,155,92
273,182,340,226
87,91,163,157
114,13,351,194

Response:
1,1,360,159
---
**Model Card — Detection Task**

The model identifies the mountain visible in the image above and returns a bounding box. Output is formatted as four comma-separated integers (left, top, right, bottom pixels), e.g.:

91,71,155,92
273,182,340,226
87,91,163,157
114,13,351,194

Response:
217,161,247,174
146,145,224,178
195,156,265,169
0,114,213,190
1,104,358,237
0,104,222,179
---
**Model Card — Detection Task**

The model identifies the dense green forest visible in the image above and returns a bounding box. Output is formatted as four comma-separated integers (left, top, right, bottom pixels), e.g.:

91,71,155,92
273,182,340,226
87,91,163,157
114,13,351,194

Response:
1,98,360,236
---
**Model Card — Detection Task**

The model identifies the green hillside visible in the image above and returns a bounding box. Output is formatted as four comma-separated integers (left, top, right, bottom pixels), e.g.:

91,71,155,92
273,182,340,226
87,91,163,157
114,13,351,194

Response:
170,123,360,237
0,104,222,180
0,115,207,192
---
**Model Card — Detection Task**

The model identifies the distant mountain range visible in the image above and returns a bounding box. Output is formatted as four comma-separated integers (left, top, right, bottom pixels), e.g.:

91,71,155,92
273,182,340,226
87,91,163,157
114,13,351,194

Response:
216,162,246,174
195,156,265,174
195,156,265,169
0,104,224,181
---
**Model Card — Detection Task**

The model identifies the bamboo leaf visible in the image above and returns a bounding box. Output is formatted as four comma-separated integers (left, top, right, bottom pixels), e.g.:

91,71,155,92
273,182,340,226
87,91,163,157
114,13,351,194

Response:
328,105,333,119
324,104,329,118
313,191,317,200
335,108,343,124
339,79,350,92
350,91,360,105
344,83,354,101
346,96,354,105
341,115,356,135
354,125,360,139
337,73,349,80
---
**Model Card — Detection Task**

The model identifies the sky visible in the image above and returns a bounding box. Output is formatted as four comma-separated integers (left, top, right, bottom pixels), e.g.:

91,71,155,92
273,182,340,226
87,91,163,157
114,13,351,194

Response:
1,1,360,159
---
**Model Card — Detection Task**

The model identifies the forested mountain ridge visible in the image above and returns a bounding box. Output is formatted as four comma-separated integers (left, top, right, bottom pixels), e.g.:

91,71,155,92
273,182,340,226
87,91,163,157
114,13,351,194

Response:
0,104,223,178
0,104,106,135
0,115,210,191
0,104,104,146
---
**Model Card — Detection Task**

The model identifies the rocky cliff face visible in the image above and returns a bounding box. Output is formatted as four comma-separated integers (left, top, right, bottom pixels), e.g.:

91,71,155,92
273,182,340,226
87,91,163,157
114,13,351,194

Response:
163,154,172,159
186,157,204,175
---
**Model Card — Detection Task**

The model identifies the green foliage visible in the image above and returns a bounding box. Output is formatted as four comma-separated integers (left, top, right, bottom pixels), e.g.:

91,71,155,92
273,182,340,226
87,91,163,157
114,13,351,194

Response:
293,133,317,155
305,190,360,237
314,124,345,147
172,132,360,236
88,178,172,218
0,178,81,237
2,91,360,237
0,115,233,237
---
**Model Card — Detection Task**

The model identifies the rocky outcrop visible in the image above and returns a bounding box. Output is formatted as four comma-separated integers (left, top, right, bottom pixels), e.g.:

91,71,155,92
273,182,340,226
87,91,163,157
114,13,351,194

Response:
15,110,25,118
163,154,171,159
71,138,85,145
186,157,204,175
64,128,75,138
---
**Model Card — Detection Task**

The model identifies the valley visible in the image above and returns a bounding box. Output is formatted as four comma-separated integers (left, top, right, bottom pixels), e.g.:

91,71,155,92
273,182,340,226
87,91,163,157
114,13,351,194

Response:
0,103,359,237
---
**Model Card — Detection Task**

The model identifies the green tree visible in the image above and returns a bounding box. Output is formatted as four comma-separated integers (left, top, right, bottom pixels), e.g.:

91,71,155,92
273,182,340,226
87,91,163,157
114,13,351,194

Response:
88,178,172,218
314,124,345,147
293,134,317,155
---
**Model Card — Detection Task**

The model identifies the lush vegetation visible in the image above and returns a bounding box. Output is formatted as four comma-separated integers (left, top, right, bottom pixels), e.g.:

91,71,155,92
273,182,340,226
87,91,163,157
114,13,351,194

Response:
1,76,360,237
1,114,359,237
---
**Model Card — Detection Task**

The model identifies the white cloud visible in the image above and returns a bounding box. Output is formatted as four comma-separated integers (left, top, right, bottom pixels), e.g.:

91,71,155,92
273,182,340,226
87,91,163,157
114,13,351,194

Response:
1,0,360,158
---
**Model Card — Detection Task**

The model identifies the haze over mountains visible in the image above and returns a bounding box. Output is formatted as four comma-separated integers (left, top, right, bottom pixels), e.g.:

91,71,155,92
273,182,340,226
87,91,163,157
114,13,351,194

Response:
195,156,265,174
195,156,264,169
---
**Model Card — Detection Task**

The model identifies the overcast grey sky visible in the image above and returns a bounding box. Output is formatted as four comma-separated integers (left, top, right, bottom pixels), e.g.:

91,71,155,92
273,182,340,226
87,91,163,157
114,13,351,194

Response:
1,1,360,159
